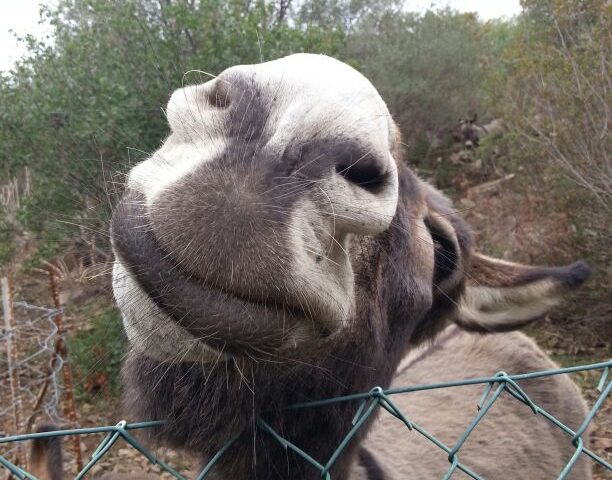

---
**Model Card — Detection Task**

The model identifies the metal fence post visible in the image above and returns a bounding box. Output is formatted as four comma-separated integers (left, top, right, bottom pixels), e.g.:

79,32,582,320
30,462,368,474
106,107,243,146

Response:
1,275,26,471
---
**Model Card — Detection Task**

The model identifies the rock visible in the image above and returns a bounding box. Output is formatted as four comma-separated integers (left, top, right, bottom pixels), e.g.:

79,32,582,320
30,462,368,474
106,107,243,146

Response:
459,198,475,209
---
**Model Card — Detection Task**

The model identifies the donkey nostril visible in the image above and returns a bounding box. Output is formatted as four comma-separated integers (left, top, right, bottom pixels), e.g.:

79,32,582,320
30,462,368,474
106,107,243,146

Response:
206,80,230,109
335,158,389,194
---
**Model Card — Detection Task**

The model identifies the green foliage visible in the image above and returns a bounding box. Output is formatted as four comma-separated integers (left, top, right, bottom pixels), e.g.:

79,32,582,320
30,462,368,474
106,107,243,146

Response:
485,0,611,296
492,0,610,206
343,7,504,159
67,306,126,400
0,207,15,266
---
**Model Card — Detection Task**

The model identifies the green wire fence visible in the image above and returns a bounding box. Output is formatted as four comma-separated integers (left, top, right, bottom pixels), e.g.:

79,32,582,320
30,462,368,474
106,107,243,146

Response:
1,359,610,480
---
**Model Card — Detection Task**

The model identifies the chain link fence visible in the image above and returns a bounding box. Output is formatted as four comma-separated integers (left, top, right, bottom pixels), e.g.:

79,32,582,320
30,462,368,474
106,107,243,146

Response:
1,274,84,473
1,300,61,419
0,357,610,480
1,297,66,469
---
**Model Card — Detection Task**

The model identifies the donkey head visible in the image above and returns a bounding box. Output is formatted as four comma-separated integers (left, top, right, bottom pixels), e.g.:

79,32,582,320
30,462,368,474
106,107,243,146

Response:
110,54,588,478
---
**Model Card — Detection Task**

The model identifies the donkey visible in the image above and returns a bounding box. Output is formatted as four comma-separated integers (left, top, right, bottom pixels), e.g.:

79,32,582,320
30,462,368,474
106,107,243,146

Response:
452,114,504,150
106,54,592,479
351,326,591,479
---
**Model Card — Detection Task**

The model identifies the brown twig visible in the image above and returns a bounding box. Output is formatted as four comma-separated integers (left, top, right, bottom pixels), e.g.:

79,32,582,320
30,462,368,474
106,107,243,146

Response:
467,174,516,194
48,270,84,471
24,354,57,434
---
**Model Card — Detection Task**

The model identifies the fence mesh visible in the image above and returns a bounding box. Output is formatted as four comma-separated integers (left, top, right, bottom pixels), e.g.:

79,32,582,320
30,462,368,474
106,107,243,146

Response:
1,299,68,464
0,358,610,480
0,300,67,417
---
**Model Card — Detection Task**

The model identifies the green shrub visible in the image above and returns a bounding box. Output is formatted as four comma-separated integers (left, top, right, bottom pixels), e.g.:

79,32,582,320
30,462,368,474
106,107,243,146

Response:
68,306,126,401
0,207,14,266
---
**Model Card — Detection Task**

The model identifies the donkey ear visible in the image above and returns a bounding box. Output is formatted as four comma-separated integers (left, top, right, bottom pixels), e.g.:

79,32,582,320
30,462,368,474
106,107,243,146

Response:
455,252,591,332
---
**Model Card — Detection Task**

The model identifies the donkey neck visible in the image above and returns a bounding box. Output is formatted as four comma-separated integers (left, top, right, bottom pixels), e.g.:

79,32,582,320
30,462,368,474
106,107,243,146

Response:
123,328,401,479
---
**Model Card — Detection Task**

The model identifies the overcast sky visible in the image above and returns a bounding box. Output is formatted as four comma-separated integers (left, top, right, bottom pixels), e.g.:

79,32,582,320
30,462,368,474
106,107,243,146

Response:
0,0,523,71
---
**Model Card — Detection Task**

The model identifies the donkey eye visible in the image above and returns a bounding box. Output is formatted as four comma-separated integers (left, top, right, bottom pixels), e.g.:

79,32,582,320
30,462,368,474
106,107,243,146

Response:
425,217,458,284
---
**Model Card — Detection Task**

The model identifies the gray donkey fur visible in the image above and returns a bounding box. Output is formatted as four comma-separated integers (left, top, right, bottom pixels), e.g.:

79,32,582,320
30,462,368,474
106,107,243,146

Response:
351,326,591,479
